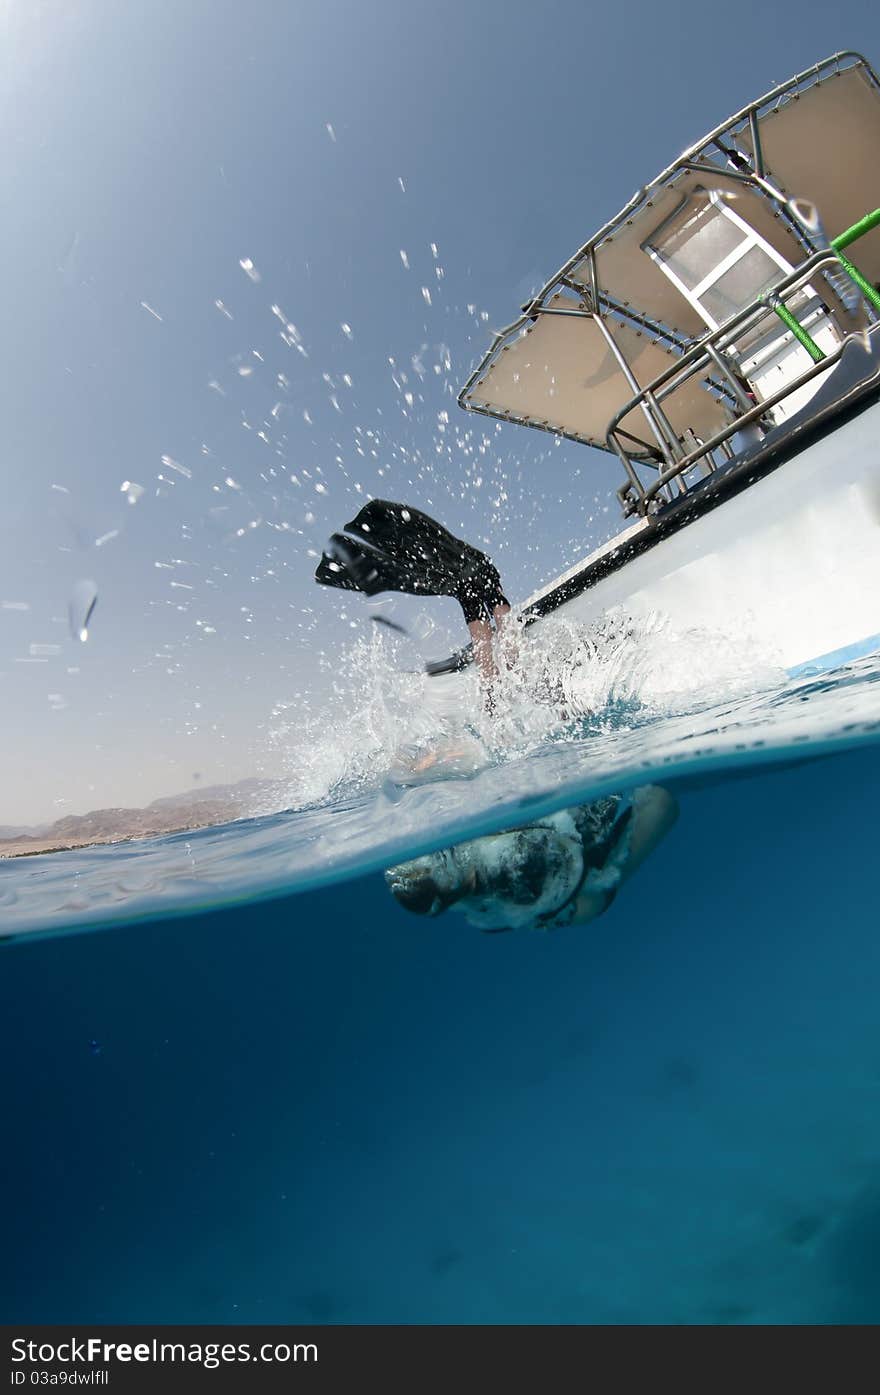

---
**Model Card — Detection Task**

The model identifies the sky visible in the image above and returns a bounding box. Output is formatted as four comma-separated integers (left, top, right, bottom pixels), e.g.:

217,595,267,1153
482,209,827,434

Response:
0,0,878,823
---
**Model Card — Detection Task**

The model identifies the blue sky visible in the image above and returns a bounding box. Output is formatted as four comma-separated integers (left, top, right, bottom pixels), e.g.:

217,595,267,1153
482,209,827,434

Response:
1,1,877,822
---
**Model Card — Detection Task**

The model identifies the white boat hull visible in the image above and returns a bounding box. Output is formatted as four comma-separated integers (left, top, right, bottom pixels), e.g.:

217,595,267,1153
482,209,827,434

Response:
428,396,880,707
540,398,880,676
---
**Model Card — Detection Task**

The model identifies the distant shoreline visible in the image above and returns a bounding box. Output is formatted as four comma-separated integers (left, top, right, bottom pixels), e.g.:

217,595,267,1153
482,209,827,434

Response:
0,828,203,860
0,777,285,861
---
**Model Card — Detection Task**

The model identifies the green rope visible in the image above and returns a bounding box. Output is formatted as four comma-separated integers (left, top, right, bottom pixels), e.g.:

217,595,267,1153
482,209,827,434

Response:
763,294,826,362
832,248,880,314
830,208,880,314
830,208,880,252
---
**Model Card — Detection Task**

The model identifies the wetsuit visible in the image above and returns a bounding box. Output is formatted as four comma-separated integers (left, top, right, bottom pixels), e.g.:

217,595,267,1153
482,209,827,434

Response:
315,500,509,624
386,794,635,933
473,796,634,933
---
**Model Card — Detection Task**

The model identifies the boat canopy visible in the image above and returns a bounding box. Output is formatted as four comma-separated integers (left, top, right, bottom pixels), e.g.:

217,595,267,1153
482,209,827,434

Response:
464,293,725,454
460,53,880,459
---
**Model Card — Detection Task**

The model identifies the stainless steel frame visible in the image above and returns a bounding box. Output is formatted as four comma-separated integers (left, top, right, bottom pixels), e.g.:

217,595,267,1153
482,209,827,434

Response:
458,50,879,514
606,248,859,514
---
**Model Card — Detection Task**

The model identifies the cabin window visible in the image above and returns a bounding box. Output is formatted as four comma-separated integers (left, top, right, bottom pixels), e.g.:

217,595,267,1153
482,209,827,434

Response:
643,190,792,332
658,203,744,291
700,244,785,322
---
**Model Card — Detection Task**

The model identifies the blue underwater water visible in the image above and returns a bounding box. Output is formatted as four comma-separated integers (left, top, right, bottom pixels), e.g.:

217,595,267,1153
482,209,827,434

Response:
3,659,880,1324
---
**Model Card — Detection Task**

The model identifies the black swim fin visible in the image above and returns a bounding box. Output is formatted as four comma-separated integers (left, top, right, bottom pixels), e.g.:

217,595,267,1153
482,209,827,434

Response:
315,533,405,597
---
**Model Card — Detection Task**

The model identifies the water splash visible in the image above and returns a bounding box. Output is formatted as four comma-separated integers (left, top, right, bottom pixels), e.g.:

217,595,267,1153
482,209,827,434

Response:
5,651,880,940
261,608,784,818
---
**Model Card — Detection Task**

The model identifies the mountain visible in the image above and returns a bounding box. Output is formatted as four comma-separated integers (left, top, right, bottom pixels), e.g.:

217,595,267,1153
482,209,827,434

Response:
0,778,289,858
148,777,270,810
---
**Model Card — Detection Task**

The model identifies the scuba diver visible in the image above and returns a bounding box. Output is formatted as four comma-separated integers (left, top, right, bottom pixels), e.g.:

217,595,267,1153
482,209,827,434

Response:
385,786,678,933
315,499,511,694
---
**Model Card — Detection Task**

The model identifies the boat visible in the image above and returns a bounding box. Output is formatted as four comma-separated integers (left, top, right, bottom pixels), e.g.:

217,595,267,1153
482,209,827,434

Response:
427,50,880,692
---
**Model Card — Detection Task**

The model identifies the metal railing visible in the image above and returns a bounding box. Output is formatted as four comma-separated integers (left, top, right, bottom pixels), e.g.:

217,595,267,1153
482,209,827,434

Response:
458,51,877,434
607,225,880,516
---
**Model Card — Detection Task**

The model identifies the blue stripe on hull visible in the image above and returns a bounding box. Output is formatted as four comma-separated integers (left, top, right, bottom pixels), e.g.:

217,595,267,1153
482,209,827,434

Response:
787,632,880,678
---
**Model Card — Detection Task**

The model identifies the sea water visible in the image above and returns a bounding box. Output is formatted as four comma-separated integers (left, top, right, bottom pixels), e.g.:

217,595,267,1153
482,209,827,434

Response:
2,650,880,1323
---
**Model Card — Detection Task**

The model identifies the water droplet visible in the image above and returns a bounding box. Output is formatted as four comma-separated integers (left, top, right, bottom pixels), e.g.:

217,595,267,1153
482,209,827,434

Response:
68,580,97,643
400,250,410,270
160,455,192,478
239,257,261,283
120,480,144,505
325,122,336,142
421,287,432,306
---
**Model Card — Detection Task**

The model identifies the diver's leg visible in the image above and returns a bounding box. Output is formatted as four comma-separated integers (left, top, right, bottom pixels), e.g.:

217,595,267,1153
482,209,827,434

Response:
492,602,515,669
617,785,679,885
568,786,678,925
462,571,508,704
469,606,512,708
565,885,616,925
468,617,497,686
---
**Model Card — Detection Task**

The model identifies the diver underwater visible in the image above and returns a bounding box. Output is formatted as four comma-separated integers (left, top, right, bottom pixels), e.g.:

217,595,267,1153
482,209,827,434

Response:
385,786,678,933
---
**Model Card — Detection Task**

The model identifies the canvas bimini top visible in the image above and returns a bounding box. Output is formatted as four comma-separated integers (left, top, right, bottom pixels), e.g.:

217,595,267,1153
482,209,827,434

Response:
458,51,880,519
